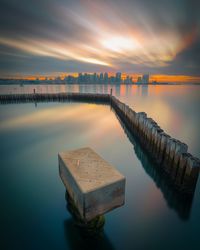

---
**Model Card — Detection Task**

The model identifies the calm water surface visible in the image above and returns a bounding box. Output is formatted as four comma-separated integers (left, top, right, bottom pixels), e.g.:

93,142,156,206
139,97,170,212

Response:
0,84,200,250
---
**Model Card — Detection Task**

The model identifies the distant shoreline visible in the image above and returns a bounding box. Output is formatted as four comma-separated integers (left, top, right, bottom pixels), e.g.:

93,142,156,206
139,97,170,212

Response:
0,82,200,86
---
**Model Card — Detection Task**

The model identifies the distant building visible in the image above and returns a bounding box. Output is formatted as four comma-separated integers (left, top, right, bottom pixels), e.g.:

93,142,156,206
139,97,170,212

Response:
55,76,62,84
104,72,108,83
78,73,83,83
29,71,146,85
137,76,142,84
136,74,150,84
93,73,97,83
115,72,121,84
99,73,104,82
124,75,133,84
142,74,149,84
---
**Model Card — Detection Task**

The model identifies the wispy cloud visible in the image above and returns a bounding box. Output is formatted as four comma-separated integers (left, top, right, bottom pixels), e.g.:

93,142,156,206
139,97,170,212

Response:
0,0,199,75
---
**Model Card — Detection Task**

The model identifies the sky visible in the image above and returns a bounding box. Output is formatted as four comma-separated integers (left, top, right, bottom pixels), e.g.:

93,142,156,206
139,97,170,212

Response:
0,0,199,80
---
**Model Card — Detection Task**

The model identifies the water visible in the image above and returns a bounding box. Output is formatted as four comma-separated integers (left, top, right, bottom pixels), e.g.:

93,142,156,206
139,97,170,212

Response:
0,84,200,250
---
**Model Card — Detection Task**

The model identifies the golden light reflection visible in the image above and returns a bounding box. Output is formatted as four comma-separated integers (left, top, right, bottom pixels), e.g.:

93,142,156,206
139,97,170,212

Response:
0,104,116,136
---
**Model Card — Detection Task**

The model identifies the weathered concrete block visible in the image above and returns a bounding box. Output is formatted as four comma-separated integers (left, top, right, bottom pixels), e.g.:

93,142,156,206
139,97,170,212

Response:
59,147,125,221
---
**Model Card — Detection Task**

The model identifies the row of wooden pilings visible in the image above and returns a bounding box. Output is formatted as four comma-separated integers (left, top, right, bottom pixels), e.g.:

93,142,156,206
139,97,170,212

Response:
110,95,200,195
0,92,199,195
0,93,111,104
116,113,193,219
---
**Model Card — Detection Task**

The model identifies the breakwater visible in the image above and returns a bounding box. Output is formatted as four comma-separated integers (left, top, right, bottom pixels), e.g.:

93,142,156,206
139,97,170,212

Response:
0,92,199,195
115,110,193,219
0,93,110,104
110,96,200,195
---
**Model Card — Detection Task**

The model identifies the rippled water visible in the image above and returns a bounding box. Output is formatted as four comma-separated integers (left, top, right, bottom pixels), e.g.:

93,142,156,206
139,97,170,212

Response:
0,84,200,250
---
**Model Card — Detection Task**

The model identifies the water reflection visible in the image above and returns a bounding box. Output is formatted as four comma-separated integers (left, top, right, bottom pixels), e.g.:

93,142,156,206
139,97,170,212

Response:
115,111,194,220
141,85,149,97
64,219,114,250
65,191,105,236
1,92,195,220
64,190,114,250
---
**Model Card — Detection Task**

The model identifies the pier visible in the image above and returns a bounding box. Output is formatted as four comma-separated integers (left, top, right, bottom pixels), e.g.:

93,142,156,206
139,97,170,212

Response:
0,92,199,195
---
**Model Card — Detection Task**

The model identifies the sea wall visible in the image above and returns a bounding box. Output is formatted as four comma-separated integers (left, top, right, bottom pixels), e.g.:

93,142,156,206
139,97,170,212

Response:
0,92,199,195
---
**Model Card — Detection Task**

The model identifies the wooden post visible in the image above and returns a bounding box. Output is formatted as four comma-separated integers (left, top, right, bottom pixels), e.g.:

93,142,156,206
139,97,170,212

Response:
182,156,200,194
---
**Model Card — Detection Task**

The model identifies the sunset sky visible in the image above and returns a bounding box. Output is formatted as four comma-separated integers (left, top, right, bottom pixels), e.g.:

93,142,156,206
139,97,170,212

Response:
0,0,199,81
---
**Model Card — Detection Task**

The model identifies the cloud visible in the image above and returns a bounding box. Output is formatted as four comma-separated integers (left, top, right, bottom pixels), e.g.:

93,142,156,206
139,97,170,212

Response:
0,0,199,76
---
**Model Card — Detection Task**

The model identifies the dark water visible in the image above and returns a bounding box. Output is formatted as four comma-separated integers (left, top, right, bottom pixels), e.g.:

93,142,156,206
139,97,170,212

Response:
0,84,200,250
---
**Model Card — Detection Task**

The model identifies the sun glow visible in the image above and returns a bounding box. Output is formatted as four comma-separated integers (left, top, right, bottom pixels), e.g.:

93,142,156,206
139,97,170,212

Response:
101,36,139,52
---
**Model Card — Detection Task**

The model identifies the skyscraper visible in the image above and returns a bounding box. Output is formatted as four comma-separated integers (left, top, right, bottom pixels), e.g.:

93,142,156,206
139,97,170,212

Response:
104,72,108,83
100,73,104,82
142,74,149,84
137,76,142,84
93,73,97,83
116,72,121,84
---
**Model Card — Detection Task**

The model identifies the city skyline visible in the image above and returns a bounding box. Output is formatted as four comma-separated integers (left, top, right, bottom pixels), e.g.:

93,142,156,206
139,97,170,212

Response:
1,72,200,84
0,0,199,82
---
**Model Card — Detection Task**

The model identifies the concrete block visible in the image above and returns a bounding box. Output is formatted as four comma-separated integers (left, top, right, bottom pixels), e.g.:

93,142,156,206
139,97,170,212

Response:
59,147,125,221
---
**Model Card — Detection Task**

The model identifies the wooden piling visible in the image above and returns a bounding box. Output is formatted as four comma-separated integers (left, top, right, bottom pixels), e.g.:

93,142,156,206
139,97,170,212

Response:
182,156,200,194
